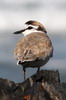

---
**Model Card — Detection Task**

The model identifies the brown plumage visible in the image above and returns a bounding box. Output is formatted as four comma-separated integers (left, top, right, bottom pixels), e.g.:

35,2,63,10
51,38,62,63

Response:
14,20,53,80
15,32,53,63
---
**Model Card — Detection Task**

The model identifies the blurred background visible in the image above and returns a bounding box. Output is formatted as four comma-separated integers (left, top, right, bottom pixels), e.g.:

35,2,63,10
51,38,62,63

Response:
0,0,66,83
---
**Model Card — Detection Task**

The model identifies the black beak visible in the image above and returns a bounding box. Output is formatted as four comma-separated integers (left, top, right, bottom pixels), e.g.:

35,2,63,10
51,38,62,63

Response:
13,29,26,34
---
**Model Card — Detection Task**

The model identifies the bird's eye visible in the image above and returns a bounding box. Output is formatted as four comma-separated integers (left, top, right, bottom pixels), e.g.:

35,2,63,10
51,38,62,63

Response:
28,26,33,29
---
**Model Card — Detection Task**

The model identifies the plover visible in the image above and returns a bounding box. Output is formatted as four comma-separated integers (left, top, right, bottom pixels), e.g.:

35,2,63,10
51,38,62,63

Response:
14,20,53,80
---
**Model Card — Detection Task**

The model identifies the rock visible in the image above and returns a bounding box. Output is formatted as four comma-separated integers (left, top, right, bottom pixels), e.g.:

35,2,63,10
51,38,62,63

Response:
0,70,66,100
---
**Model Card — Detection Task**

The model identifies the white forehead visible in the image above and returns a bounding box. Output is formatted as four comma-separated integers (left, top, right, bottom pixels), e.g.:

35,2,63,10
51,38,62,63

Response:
22,28,38,36
25,24,39,29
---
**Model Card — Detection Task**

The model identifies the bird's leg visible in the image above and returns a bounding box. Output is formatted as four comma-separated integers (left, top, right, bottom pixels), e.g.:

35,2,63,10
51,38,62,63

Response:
37,67,40,72
23,67,26,80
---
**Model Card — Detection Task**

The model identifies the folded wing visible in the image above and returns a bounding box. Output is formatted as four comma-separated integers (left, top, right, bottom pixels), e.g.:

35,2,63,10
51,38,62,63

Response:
14,32,53,62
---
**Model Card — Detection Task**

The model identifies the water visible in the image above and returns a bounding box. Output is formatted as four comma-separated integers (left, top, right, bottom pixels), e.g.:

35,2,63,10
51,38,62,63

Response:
0,31,66,83
0,0,66,83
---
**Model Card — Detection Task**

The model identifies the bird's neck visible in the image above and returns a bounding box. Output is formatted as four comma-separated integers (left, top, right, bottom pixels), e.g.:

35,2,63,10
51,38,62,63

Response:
23,29,44,36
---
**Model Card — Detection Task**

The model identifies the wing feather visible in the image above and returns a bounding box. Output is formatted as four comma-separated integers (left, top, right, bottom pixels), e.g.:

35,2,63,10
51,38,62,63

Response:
14,32,53,62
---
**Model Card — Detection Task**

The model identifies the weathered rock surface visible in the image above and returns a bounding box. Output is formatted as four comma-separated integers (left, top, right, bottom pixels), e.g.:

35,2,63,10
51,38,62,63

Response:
0,70,66,100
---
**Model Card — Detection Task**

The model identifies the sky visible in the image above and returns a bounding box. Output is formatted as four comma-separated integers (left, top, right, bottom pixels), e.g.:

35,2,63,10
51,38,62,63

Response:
0,0,66,34
0,0,66,82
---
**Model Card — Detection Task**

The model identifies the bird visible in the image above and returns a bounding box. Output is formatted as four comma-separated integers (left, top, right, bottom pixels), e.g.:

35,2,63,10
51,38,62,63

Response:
13,20,53,80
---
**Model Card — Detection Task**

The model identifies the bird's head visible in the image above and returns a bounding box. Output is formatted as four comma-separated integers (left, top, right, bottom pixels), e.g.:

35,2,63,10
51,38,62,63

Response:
13,20,47,36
